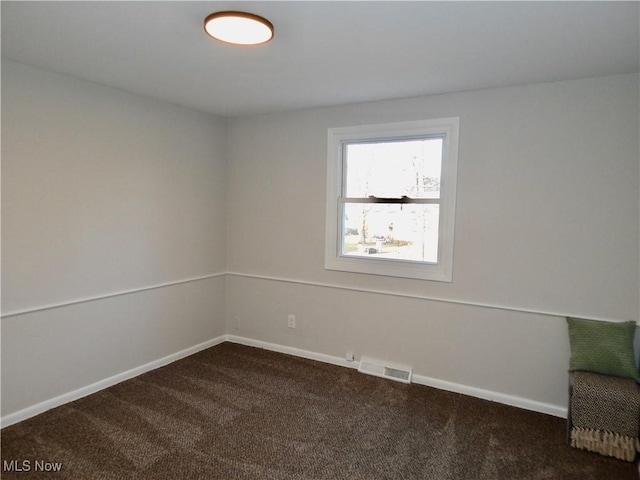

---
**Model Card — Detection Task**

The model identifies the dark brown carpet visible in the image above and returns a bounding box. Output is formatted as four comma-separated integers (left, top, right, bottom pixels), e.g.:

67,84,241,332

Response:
1,342,637,479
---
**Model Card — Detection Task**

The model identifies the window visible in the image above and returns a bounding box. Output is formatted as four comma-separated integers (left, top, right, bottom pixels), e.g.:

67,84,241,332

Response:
325,118,459,281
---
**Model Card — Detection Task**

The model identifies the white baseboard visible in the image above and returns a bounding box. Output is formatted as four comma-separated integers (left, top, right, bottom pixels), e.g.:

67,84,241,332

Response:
2,333,566,429
1,335,228,428
411,374,567,418
225,335,359,370
226,335,567,419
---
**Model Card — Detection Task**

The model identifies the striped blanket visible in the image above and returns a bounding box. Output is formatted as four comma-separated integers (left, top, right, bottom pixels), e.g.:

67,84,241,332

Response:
569,371,640,462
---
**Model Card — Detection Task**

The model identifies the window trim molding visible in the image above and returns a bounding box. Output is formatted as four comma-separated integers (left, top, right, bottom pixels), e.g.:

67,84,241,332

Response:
325,117,459,282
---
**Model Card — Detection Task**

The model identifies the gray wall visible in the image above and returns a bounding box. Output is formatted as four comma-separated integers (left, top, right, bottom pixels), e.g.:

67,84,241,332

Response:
1,60,228,417
226,74,639,413
2,59,638,421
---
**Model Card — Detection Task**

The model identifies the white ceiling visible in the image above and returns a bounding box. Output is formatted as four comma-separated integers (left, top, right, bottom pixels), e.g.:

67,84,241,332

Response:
2,1,639,118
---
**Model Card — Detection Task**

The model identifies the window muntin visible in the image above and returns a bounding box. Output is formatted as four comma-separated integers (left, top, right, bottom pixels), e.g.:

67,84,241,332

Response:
325,118,459,282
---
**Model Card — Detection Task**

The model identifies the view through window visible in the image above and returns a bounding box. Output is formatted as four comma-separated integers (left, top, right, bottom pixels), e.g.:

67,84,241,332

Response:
341,137,443,263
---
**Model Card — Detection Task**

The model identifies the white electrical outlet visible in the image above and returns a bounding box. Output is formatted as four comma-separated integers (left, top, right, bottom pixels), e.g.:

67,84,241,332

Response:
287,314,296,329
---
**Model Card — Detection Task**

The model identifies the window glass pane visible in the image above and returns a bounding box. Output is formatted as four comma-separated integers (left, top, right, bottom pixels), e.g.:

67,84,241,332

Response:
342,203,439,263
344,137,442,199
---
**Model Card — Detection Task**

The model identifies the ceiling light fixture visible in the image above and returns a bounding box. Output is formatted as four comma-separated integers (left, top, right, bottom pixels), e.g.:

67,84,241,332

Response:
204,11,274,46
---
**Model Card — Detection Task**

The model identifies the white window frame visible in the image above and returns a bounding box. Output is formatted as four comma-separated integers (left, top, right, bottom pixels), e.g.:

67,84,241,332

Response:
325,118,459,282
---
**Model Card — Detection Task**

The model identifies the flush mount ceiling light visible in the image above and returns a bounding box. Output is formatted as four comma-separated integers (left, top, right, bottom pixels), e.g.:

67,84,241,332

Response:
204,11,274,46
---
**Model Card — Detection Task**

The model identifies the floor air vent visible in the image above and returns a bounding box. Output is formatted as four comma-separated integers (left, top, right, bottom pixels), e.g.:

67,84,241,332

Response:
358,358,412,384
